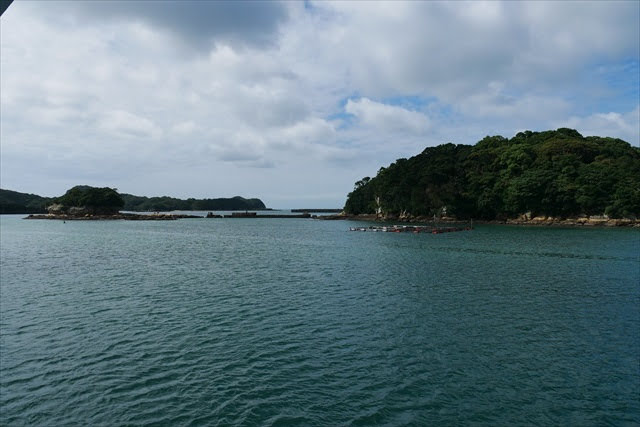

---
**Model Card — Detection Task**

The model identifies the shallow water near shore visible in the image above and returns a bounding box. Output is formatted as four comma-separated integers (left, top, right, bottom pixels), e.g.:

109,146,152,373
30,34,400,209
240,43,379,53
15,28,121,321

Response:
1,214,638,425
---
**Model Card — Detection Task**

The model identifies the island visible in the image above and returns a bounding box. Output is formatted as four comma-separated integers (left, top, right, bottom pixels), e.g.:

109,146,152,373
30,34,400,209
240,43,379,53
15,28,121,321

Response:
343,128,639,226
2,186,267,220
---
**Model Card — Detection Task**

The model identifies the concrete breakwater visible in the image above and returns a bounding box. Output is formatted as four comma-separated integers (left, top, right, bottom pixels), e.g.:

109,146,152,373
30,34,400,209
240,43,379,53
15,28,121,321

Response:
291,209,342,213
218,212,312,219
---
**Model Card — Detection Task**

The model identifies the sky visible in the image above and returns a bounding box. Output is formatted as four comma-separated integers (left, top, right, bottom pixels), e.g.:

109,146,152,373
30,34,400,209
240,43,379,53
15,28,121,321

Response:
1,1,638,208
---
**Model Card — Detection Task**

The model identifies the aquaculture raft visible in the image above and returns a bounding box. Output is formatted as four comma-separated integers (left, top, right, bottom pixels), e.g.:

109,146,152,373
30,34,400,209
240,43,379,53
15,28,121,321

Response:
349,224,472,234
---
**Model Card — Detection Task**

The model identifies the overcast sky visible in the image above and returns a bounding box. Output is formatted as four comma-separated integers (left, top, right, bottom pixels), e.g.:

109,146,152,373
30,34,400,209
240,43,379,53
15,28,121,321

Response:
1,1,638,207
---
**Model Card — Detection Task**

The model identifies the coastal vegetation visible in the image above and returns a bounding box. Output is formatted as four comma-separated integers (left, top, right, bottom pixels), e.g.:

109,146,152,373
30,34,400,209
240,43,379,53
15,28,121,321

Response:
0,186,266,214
0,189,51,214
54,186,124,214
120,193,266,212
344,129,640,220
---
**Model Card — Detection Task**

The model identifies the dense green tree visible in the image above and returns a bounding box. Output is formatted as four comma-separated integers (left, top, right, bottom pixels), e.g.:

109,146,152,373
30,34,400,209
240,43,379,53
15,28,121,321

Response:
119,193,266,211
57,186,124,214
0,189,51,214
344,177,377,215
344,129,640,219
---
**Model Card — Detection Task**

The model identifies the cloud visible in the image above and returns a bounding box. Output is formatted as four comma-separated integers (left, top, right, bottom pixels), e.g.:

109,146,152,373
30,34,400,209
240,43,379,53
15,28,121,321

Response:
24,1,289,51
276,118,336,146
171,121,198,135
345,98,430,134
558,106,640,145
210,131,264,162
98,110,162,139
458,82,570,122
306,1,639,101
1,1,638,207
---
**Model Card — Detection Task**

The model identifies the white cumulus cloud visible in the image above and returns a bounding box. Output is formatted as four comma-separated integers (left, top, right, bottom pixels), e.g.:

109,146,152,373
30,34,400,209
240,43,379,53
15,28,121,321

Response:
558,107,640,145
345,98,430,134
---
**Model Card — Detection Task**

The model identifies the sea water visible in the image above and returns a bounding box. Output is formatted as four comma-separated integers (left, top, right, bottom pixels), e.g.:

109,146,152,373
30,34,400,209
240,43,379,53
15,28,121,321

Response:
1,215,638,425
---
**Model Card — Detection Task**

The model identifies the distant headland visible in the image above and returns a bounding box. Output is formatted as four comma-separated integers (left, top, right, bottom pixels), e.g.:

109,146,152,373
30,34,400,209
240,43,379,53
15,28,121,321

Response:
1,186,267,219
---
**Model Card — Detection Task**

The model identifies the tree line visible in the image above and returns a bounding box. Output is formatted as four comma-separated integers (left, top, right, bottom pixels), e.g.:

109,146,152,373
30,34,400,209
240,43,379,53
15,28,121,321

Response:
119,193,266,211
0,189,50,214
344,129,640,219
0,186,266,214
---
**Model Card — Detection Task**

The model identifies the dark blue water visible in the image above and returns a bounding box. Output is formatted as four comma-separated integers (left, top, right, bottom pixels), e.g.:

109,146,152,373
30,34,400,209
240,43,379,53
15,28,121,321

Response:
1,216,638,425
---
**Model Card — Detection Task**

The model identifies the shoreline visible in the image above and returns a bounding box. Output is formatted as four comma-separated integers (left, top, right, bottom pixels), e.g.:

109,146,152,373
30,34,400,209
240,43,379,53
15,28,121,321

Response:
21,212,640,227
334,214,640,228
24,212,314,220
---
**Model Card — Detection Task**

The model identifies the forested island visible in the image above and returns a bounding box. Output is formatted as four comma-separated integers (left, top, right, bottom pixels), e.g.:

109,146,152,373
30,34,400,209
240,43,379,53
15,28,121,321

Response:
0,186,266,214
344,129,639,223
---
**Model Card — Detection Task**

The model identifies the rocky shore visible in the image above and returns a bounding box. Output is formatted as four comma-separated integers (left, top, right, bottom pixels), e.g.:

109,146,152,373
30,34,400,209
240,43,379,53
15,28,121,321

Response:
338,213,640,227
25,213,201,221
23,211,639,227
501,215,639,227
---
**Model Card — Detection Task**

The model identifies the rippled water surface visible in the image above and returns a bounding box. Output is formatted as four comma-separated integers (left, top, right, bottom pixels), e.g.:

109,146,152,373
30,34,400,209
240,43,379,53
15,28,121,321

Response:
1,216,638,425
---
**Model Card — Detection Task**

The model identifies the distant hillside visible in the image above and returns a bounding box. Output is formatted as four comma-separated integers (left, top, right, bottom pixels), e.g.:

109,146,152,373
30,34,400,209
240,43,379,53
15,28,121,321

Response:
0,189,52,214
0,187,267,213
344,129,640,220
120,193,266,211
